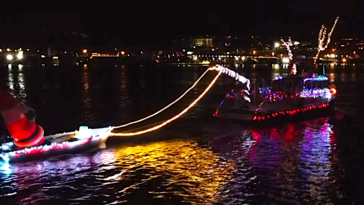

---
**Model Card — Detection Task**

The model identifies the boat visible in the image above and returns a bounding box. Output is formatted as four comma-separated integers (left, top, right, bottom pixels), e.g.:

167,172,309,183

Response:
0,87,112,163
0,126,112,163
213,66,337,123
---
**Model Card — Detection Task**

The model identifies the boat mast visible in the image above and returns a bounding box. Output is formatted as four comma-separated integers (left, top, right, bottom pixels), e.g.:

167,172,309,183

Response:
323,64,326,76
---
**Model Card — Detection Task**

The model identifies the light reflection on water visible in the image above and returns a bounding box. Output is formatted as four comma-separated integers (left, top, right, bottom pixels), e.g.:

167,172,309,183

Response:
329,73,335,83
5,66,27,102
340,72,346,82
113,140,235,204
7,67,14,91
351,73,356,82
299,120,334,203
216,118,341,204
81,65,95,122
18,72,26,98
0,140,235,204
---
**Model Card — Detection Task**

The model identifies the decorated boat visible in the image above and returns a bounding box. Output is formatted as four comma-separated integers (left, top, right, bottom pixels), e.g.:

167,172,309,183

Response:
214,65,337,122
0,126,112,163
0,88,112,163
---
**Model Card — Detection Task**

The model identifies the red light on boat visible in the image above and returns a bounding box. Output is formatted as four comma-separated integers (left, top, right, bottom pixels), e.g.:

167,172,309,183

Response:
330,87,337,95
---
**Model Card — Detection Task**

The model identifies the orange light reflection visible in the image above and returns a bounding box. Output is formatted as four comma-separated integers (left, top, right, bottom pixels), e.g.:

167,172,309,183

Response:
113,140,235,204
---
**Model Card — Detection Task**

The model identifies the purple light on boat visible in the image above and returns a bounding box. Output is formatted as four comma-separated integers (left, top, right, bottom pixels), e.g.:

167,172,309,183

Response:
274,76,283,81
303,76,328,83
300,88,332,99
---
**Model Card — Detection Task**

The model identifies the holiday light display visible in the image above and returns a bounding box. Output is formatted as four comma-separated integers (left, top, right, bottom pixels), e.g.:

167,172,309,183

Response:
303,75,328,82
113,68,211,129
1,64,254,162
252,72,336,121
110,67,250,136
291,63,297,75
253,103,330,121
314,17,339,64
0,88,45,148
299,88,333,99
274,76,283,81
224,89,251,102
1,73,214,160
281,37,293,60
209,65,251,90
0,59,335,162
110,69,222,137
0,127,112,162
324,17,339,50
281,38,296,75
254,91,298,115
242,90,251,102
113,65,250,130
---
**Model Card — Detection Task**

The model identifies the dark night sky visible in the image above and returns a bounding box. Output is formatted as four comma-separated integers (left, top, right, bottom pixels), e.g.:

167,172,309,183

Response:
0,0,362,46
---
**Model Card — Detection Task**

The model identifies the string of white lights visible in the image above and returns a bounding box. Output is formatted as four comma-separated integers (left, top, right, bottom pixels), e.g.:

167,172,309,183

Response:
314,17,339,64
209,65,250,90
113,65,251,130
113,68,211,129
281,37,293,60
110,65,252,136
323,17,339,50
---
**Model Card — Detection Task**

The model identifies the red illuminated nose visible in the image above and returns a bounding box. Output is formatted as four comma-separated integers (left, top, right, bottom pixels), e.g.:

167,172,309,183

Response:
330,87,337,95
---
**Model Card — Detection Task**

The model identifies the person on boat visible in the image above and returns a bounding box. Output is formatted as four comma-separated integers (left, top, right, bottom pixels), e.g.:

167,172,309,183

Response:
0,87,45,148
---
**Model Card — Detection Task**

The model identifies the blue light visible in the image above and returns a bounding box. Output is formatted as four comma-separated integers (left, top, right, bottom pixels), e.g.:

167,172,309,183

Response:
1,142,13,151
274,76,283,81
303,76,329,83
0,153,10,162
300,88,332,99
0,160,11,175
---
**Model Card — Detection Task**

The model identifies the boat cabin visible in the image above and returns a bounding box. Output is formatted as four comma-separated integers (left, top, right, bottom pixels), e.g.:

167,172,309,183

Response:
271,75,303,95
271,74,329,96
302,75,330,90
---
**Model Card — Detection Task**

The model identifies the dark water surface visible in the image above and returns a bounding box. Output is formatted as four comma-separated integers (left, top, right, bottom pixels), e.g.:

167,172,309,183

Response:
0,63,363,204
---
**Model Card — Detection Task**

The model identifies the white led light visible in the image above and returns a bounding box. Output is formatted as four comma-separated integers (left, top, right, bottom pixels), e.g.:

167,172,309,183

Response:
209,65,250,90
0,154,9,162
74,126,92,140
17,52,23,59
6,54,13,60
1,127,112,162
1,142,13,151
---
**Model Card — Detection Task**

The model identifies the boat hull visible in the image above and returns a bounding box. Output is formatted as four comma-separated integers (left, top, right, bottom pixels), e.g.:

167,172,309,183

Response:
214,101,335,126
0,127,112,163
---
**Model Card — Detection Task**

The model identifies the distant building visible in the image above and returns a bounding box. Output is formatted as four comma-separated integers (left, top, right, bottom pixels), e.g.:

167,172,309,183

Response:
300,41,313,47
355,41,364,50
190,38,214,48
338,38,357,48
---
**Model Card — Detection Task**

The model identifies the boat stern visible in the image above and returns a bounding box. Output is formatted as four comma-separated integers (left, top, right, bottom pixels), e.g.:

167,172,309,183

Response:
0,126,113,163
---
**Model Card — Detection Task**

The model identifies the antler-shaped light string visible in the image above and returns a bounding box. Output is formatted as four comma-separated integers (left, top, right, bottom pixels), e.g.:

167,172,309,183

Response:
314,17,339,64
281,37,293,60
281,37,297,75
